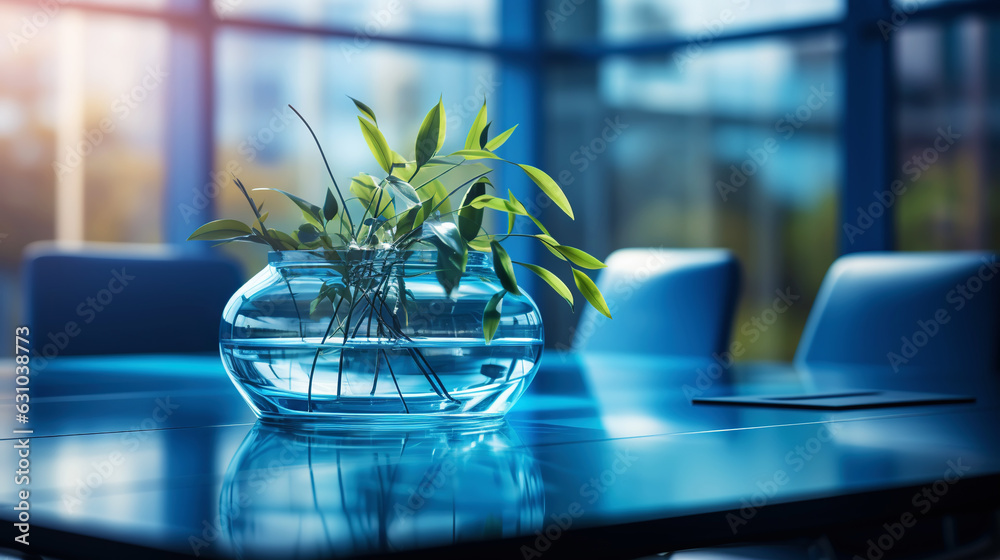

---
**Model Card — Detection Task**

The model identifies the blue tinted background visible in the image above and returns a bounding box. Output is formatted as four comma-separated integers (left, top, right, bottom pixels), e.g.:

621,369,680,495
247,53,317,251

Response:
0,0,998,360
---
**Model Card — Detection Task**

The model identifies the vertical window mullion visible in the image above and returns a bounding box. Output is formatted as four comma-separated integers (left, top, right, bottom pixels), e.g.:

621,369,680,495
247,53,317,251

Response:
162,0,216,245
841,0,896,253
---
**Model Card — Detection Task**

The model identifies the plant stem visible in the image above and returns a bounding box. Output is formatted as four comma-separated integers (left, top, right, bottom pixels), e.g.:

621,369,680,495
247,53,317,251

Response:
306,295,346,412
369,350,380,395
381,349,408,413
288,104,355,237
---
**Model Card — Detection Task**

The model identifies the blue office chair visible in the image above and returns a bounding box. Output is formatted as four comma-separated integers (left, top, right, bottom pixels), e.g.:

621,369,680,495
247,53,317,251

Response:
22,242,244,356
795,251,1000,372
572,248,741,357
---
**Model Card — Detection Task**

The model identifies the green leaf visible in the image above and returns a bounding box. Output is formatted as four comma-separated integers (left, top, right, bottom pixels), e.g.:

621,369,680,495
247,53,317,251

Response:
415,97,446,168
323,188,338,221
554,245,606,269
327,232,352,247
358,116,393,173
451,149,500,160
534,233,567,261
517,164,574,219
573,269,611,319
188,219,253,241
210,234,269,248
459,179,488,242
384,176,422,211
425,219,465,256
258,211,269,223
479,121,491,149
467,237,492,252
309,294,325,317
508,190,550,235
350,174,394,220
297,223,321,244
485,124,517,151
411,161,492,195
253,188,324,228
515,261,573,308
394,205,425,239
267,229,298,250
464,100,488,150
421,179,452,215
389,149,412,178
348,96,377,125
470,194,527,214
435,243,467,297
483,290,505,344
490,241,520,295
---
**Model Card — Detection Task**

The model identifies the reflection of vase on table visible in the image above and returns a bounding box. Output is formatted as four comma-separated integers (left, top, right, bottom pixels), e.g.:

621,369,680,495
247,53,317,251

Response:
220,421,544,558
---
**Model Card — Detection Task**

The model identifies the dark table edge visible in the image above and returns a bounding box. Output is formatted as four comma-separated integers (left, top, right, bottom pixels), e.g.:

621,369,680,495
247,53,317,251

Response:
3,473,998,560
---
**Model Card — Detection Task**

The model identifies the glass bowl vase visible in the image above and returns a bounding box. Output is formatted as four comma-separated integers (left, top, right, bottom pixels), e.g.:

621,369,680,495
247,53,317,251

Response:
219,249,543,424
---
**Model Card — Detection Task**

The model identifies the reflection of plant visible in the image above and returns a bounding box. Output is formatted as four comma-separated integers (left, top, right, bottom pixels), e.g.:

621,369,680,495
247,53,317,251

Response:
190,98,610,412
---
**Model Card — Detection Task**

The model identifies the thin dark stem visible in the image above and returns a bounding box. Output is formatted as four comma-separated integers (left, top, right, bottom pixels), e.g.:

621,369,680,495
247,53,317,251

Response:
233,176,283,251
288,104,355,237
412,161,463,192
336,289,363,399
369,350,381,396
355,186,381,241
406,347,459,403
306,349,321,413
381,349,409,413
388,178,488,252
280,272,306,340
306,295,346,412
426,171,491,217
365,186,387,244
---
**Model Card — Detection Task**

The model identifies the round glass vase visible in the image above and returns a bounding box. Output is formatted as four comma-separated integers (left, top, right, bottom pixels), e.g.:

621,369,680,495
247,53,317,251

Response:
219,249,543,423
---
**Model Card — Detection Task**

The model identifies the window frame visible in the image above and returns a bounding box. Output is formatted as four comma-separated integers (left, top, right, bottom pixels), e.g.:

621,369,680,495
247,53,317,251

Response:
2,0,997,253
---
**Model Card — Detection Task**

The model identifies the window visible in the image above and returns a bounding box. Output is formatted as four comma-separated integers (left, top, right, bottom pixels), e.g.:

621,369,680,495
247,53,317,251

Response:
1,0,997,360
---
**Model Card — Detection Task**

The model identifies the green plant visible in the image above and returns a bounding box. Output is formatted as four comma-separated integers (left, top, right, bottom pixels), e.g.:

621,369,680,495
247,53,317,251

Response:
189,97,611,344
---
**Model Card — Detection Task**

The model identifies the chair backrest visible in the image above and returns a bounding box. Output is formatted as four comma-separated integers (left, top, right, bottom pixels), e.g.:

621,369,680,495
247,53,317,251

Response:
572,248,741,358
795,251,1000,371
22,242,244,357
